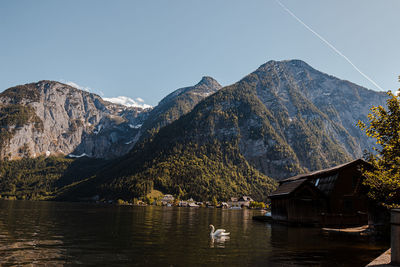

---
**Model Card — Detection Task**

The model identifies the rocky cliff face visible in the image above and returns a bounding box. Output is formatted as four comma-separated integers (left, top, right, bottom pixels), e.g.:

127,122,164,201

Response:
0,81,150,159
236,60,388,177
0,77,222,160
251,60,386,155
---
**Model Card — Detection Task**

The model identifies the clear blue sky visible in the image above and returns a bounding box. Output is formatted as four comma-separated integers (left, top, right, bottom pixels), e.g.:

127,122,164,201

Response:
0,0,399,106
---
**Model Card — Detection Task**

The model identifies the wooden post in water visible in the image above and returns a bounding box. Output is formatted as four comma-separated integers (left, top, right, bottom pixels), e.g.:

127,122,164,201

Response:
392,209,400,265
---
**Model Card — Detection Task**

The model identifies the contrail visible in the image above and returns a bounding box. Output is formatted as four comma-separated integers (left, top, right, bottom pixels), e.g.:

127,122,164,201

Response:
275,0,383,91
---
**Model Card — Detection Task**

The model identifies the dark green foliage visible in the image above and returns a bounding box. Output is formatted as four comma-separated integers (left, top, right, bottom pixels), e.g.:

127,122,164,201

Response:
109,141,276,201
60,140,277,202
0,156,109,200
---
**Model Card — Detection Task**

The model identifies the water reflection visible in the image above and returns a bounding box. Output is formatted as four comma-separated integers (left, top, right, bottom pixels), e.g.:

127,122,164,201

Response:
210,235,230,248
0,200,66,265
0,200,389,266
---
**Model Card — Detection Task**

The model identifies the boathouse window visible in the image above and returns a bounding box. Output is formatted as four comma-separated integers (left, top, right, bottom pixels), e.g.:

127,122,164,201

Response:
315,178,320,186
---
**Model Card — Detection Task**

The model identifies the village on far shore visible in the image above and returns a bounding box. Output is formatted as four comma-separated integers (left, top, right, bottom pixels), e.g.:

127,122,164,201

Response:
95,194,267,210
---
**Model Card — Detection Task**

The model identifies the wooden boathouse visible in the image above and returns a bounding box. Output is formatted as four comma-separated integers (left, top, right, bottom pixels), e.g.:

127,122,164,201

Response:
269,159,370,226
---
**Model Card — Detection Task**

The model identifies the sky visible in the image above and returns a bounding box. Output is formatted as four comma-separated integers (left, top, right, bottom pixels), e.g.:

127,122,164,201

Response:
0,0,399,106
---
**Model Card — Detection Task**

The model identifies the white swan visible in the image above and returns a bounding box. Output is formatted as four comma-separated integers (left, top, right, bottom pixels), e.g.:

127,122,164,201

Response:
209,224,230,237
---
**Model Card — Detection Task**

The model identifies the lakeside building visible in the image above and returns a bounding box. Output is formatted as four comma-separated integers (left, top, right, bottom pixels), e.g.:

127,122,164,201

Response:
161,194,174,206
269,159,370,226
178,198,200,207
228,196,254,208
220,202,229,208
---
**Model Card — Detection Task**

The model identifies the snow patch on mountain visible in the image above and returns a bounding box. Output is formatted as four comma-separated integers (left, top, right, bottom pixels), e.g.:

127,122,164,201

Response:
68,153,89,158
103,96,152,109
129,124,142,129
93,125,103,134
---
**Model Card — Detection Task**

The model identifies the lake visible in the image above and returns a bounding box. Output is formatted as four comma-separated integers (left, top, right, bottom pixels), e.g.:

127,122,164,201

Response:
0,200,388,266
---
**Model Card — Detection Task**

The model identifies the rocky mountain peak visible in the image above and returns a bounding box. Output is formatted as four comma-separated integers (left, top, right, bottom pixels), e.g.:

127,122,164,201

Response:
159,76,222,107
257,59,312,71
196,76,221,89
252,60,322,84
135,76,223,143
246,59,380,102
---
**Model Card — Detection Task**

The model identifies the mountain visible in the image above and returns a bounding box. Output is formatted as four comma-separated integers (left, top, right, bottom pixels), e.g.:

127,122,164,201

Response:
235,59,388,177
0,77,221,160
0,60,389,201
138,76,222,140
0,80,150,159
79,77,221,156
57,60,388,201
116,59,388,180
0,77,223,201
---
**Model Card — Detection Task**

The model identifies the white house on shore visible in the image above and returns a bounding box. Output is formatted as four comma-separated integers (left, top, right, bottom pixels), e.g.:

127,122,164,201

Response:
179,198,199,207
161,194,174,205
228,196,254,208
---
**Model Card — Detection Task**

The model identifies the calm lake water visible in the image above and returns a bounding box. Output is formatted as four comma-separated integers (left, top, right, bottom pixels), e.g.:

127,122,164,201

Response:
0,200,388,266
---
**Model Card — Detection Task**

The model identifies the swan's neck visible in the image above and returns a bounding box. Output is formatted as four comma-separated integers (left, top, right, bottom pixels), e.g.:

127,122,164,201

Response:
210,225,215,235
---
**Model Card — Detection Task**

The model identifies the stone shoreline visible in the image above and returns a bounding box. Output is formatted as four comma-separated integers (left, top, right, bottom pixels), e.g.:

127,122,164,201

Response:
366,249,396,267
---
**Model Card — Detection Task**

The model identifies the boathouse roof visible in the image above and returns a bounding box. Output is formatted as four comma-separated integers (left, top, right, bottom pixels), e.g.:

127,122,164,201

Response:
268,178,308,197
269,159,368,198
281,159,367,183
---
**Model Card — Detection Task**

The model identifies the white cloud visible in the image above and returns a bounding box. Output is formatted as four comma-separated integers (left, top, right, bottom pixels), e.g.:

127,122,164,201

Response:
103,96,152,109
59,80,151,109
60,80,108,96
62,80,91,92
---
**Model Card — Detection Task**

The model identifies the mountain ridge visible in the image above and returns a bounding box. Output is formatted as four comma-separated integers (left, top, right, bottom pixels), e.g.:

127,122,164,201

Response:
0,59,389,201
0,76,221,160
125,59,388,179
55,59,388,201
